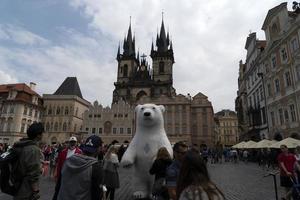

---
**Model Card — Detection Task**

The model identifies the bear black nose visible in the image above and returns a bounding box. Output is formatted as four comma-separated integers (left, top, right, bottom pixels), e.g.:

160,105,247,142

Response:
144,112,151,117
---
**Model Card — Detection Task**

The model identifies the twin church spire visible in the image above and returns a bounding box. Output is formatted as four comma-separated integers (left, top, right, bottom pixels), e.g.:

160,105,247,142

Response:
117,16,174,62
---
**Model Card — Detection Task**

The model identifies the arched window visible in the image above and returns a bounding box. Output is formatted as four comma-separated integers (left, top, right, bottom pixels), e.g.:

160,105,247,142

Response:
46,122,50,132
159,62,164,74
7,118,13,132
104,121,112,134
136,90,147,101
65,107,69,115
54,122,58,131
123,65,128,77
56,107,60,115
48,106,52,115
62,122,67,131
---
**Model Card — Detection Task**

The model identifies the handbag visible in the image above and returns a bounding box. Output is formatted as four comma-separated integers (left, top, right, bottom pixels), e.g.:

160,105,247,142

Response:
152,178,166,195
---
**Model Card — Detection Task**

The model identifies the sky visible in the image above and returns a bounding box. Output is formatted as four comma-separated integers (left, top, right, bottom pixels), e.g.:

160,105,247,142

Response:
0,0,296,112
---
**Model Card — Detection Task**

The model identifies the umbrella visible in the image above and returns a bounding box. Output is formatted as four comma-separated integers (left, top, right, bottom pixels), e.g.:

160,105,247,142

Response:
243,140,257,149
270,137,300,149
253,139,277,149
232,141,245,149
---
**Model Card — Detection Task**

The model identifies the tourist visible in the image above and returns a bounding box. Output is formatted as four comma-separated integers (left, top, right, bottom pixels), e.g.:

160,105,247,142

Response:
103,145,120,200
278,144,296,200
242,149,249,163
54,136,82,180
13,122,44,200
149,147,172,199
176,150,224,200
57,135,104,200
294,146,300,183
166,141,188,200
52,136,82,200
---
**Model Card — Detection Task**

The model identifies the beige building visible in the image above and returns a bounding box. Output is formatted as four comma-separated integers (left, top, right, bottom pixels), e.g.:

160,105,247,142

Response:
138,93,215,146
261,2,300,139
82,100,134,144
0,83,43,144
214,110,239,147
83,18,215,146
236,2,300,141
42,77,90,144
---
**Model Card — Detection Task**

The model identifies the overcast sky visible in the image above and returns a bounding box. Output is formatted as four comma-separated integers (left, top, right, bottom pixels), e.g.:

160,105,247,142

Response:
0,0,296,112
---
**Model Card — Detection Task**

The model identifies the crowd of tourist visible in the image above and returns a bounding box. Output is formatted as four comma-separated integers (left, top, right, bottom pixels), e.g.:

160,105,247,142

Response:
4,123,300,200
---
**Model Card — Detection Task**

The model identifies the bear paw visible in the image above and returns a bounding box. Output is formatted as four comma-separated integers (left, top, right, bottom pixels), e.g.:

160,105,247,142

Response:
133,191,147,199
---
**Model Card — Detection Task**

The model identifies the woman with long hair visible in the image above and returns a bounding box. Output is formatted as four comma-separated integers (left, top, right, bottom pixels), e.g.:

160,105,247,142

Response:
103,145,120,200
176,150,224,200
150,147,173,200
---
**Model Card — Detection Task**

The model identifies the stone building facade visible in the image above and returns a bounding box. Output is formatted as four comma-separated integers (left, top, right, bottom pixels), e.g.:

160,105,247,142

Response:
236,33,268,141
0,83,43,144
82,100,134,144
42,77,90,144
214,110,239,147
83,18,215,146
236,2,300,141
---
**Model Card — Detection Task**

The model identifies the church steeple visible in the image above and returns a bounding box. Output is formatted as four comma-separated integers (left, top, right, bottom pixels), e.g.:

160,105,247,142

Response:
123,18,136,57
156,15,170,52
150,15,174,62
116,42,121,61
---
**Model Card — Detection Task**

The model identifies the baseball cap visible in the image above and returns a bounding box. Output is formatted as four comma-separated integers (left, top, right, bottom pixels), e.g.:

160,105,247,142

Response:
69,136,77,142
83,135,102,154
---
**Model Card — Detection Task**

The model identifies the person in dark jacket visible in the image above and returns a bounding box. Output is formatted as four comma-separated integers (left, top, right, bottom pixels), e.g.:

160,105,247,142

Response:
150,147,173,200
13,122,44,200
57,135,103,200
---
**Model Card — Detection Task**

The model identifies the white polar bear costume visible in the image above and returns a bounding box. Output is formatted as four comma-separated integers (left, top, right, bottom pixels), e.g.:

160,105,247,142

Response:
121,104,173,199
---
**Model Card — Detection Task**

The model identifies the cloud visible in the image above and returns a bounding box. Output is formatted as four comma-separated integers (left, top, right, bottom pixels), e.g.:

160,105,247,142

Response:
0,24,115,105
67,0,293,112
0,70,17,83
0,24,50,46
0,0,296,112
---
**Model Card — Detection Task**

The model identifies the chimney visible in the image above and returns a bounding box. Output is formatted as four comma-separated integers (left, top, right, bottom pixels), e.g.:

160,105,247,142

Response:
29,82,36,91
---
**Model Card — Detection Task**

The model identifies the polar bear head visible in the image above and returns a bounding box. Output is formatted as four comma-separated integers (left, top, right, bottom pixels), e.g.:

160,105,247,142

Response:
135,104,165,128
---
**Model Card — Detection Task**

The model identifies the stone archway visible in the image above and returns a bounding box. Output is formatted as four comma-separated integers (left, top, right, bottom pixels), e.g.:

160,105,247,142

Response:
104,121,112,134
136,90,147,101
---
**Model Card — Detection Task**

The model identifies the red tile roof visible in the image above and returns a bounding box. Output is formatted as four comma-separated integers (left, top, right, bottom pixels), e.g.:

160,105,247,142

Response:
0,83,39,96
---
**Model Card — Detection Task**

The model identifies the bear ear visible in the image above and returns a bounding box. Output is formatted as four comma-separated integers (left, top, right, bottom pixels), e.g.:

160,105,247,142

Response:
135,105,142,113
158,105,165,113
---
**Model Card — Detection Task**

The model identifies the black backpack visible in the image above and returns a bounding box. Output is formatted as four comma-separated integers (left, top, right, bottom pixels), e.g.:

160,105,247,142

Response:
0,141,35,195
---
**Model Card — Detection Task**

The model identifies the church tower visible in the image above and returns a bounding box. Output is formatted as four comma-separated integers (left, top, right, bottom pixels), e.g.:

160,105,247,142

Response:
113,21,139,103
150,17,175,97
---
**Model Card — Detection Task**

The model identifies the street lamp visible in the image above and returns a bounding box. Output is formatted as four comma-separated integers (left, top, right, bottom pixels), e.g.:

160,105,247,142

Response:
257,72,270,136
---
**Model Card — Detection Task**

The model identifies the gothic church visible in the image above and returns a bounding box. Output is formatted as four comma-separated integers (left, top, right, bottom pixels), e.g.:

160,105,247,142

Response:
113,19,176,104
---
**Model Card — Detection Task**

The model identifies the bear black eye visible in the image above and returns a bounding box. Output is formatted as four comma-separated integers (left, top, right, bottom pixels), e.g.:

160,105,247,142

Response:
141,107,144,111
152,107,155,110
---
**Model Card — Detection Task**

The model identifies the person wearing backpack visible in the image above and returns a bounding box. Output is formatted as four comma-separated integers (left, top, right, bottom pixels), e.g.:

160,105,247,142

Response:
56,135,104,200
10,122,44,200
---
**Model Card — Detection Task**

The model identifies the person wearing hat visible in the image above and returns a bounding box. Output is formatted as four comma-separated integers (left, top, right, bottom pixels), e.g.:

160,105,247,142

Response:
57,135,104,200
52,136,82,200
13,122,44,200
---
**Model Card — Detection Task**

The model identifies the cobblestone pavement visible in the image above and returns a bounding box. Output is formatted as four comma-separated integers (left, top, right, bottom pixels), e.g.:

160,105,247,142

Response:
0,161,284,200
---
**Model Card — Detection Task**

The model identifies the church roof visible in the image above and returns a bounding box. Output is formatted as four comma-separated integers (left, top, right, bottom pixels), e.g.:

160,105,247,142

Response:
54,77,83,98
